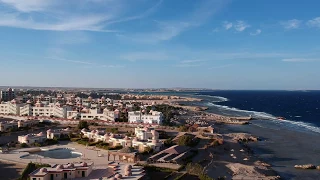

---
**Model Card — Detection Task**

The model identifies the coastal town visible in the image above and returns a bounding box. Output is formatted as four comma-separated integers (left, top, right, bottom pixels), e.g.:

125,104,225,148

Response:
0,87,284,179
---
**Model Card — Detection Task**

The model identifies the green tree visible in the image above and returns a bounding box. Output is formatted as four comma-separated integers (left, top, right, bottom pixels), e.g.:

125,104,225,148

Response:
178,125,189,132
20,143,28,148
143,146,153,154
177,135,194,146
78,120,89,130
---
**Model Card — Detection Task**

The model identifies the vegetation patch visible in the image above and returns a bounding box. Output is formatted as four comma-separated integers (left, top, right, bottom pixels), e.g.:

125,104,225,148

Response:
19,162,50,180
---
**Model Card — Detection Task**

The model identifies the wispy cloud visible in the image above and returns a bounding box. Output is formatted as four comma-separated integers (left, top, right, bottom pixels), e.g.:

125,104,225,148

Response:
280,19,302,30
0,0,54,12
181,59,206,63
307,17,320,28
234,21,250,32
208,64,234,69
121,52,171,61
223,21,233,30
45,56,125,68
175,59,206,67
121,0,230,43
282,58,319,62
175,64,202,68
105,0,164,25
53,32,91,45
46,56,96,65
250,29,262,36
0,0,162,32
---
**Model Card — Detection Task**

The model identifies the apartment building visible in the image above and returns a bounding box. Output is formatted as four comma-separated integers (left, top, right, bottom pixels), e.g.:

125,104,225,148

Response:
0,88,15,102
128,110,163,124
0,99,23,115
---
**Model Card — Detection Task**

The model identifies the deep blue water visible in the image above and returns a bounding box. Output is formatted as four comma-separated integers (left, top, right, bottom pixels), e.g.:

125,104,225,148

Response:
195,90,320,132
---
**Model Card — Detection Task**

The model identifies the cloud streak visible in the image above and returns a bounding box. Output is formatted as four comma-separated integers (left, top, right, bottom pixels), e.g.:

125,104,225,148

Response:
0,0,162,32
307,17,320,28
234,21,250,32
121,51,171,61
121,0,230,43
45,56,124,68
282,58,319,62
208,64,234,69
250,29,262,36
223,21,233,30
280,19,302,30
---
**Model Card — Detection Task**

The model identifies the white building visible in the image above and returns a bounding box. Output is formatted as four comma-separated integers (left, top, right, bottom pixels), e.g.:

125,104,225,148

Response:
67,108,118,121
18,132,47,144
135,126,158,141
20,101,72,118
46,128,72,139
128,110,163,124
29,162,93,180
81,126,163,152
0,99,23,115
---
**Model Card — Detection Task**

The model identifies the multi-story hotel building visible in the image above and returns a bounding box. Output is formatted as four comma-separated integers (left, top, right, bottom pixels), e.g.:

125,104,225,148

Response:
67,108,118,121
0,99,23,115
20,101,72,118
128,110,163,124
0,88,15,102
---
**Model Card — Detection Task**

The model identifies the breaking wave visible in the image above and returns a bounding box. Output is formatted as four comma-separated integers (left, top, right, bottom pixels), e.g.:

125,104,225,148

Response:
207,102,275,119
207,101,320,134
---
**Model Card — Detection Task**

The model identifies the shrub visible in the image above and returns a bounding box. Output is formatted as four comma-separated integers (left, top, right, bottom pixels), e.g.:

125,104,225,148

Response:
178,126,189,132
78,121,89,129
164,137,175,147
106,127,119,134
186,163,213,180
19,162,50,180
141,146,153,154
109,145,123,150
33,143,42,147
88,141,101,146
177,135,199,147
44,139,58,146
20,143,28,148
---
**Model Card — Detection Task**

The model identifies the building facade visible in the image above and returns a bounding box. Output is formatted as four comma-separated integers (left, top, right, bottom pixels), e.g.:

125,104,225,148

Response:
18,132,47,144
29,162,93,180
81,126,163,152
128,110,163,124
0,88,15,102
0,99,23,115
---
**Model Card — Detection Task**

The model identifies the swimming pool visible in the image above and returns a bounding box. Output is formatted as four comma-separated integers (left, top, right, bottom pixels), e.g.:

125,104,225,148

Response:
20,148,82,159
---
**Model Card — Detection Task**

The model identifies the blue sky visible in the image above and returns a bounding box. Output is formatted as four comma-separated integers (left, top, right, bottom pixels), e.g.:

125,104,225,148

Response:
0,0,320,89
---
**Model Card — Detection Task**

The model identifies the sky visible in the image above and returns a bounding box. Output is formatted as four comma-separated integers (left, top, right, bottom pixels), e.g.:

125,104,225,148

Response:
0,0,320,89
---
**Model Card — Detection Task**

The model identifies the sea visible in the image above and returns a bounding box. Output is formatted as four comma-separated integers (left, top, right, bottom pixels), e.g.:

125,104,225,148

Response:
131,90,320,179
188,90,320,180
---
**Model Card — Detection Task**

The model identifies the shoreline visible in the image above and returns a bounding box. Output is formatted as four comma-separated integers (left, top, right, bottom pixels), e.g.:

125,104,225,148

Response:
172,96,282,179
